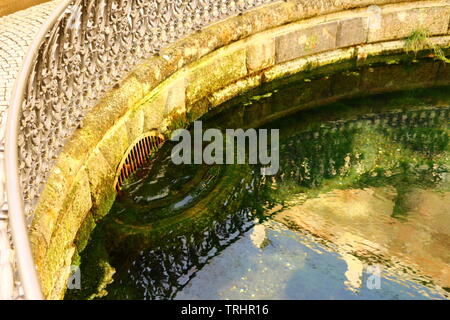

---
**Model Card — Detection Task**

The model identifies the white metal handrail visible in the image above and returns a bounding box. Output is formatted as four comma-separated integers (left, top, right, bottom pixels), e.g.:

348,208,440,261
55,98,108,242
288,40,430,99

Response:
6,0,72,300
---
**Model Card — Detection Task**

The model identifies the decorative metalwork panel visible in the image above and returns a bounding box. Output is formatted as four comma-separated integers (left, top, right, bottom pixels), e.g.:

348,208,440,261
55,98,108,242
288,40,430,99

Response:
19,0,279,218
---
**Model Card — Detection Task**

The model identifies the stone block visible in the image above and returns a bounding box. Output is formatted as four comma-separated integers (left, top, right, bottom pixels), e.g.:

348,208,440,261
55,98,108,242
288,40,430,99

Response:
141,93,166,132
86,150,116,219
139,75,186,134
30,176,66,253
186,48,248,104
49,246,75,300
247,38,276,73
368,6,450,43
125,109,145,145
337,17,368,48
98,123,129,170
131,56,166,94
82,75,143,139
164,74,186,115
74,213,96,254
40,168,92,298
275,22,338,63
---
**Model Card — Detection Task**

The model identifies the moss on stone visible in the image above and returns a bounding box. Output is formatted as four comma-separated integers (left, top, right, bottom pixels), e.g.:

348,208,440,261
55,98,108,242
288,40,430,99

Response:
125,110,145,145
161,110,190,136
74,213,96,255
65,235,116,300
186,48,248,105
86,151,116,219
97,124,129,170
40,168,92,298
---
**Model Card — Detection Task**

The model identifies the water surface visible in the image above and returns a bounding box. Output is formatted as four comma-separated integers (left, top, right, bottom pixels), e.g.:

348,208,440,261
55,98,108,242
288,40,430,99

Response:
67,82,450,300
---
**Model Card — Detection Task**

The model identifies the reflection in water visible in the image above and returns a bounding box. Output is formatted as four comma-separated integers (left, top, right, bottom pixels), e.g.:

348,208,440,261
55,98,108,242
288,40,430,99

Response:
176,220,445,300
67,83,450,300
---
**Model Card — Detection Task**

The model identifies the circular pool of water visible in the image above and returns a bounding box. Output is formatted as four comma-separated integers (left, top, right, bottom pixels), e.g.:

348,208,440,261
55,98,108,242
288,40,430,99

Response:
67,64,450,300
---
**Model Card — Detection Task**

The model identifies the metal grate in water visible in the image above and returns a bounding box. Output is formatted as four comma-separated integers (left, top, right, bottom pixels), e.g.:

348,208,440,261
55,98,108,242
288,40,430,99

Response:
115,133,165,192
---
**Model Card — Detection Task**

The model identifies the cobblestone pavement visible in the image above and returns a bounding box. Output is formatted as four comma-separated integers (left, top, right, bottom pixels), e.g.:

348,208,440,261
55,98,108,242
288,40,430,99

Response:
0,1,53,18
0,0,59,300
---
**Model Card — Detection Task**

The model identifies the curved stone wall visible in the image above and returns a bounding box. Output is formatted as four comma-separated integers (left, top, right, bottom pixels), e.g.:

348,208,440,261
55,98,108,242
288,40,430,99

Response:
18,0,279,218
30,1,450,299
17,0,442,218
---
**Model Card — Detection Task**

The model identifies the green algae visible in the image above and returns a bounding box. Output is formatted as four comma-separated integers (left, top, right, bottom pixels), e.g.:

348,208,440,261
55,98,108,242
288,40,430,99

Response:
406,29,450,63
